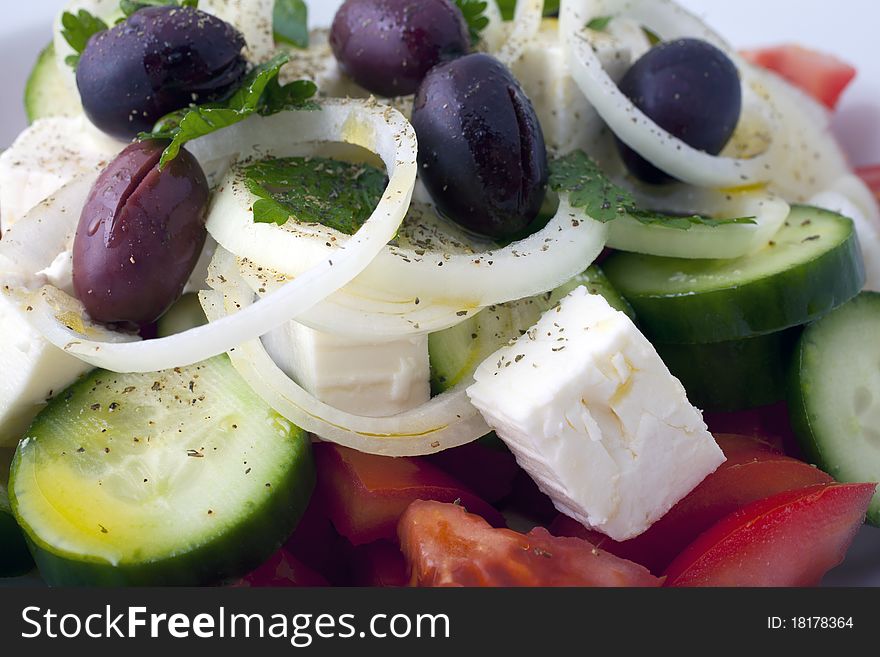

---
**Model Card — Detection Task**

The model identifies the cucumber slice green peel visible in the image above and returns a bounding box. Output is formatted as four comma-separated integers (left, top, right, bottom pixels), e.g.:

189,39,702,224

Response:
24,43,82,123
788,292,880,526
1,448,34,577
656,328,800,413
10,356,315,585
604,205,865,344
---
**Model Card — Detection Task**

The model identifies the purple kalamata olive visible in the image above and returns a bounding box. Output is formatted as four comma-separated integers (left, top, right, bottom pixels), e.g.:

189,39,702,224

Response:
330,0,470,97
411,53,549,239
616,38,742,184
72,140,209,326
77,6,247,139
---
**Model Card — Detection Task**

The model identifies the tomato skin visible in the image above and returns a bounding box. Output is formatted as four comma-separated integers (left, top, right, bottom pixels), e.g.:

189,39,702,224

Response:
234,548,329,587
350,541,408,587
399,500,661,587
550,434,833,574
741,45,856,110
856,165,880,202
664,483,876,587
314,443,504,546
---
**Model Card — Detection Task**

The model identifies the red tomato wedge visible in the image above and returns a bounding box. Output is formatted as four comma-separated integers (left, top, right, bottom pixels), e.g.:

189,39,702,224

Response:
314,443,504,546
399,500,661,587
741,45,856,109
234,548,329,588
856,165,880,202
664,483,876,587
550,434,833,574
350,541,408,587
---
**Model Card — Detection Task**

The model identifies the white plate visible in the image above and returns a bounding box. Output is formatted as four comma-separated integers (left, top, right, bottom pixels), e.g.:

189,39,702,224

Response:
0,0,877,586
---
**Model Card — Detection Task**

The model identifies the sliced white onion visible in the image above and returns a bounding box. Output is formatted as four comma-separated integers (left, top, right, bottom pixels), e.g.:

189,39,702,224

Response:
746,66,851,203
607,188,791,259
237,258,479,340
481,1,509,53
0,172,98,279
495,0,544,67
200,252,490,457
562,0,778,189
357,195,609,306
20,101,418,373
210,161,608,308
809,174,880,291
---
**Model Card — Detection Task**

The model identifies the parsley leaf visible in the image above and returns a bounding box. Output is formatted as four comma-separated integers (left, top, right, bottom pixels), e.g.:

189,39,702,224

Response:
140,53,318,168
495,0,560,20
549,151,756,229
454,0,490,45
586,16,613,32
61,10,108,68
274,0,309,49
243,157,388,234
120,0,198,17
585,15,662,44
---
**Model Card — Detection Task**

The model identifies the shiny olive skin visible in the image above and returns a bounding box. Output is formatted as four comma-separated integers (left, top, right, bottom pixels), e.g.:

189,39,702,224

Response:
72,141,209,326
617,38,742,184
412,53,548,239
330,0,470,97
77,6,247,139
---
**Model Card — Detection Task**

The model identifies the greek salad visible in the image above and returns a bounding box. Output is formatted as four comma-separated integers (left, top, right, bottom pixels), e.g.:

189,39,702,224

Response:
1,0,879,587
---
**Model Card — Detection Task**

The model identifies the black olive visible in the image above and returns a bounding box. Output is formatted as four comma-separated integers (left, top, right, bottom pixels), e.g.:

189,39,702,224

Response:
616,38,742,183
76,6,247,140
412,53,548,239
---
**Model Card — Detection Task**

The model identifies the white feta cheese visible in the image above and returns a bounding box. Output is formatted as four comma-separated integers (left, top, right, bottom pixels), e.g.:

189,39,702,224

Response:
512,19,644,155
0,116,122,233
467,287,725,541
0,290,91,446
263,321,431,418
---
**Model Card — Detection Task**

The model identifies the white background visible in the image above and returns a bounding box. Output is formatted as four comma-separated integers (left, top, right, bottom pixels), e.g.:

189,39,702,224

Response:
0,0,878,585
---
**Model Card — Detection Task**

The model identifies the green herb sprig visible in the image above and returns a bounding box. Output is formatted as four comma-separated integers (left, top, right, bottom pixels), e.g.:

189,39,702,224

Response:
454,0,490,45
243,157,387,233
60,10,108,68
549,151,756,230
273,0,309,49
140,53,318,168
119,0,198,18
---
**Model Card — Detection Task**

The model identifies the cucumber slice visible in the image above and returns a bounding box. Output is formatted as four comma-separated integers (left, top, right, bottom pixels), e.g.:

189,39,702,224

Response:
10,356,314,585
656,328,800,412
0,448,34,577
430,267,634,393
604,206,865,343
788,292,880,525
24,44,82,123
157,293,207,338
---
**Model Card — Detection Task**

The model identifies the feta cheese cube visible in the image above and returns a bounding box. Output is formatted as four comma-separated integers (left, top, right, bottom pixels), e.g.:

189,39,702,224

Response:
263,321,431,418
467,287,725,541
